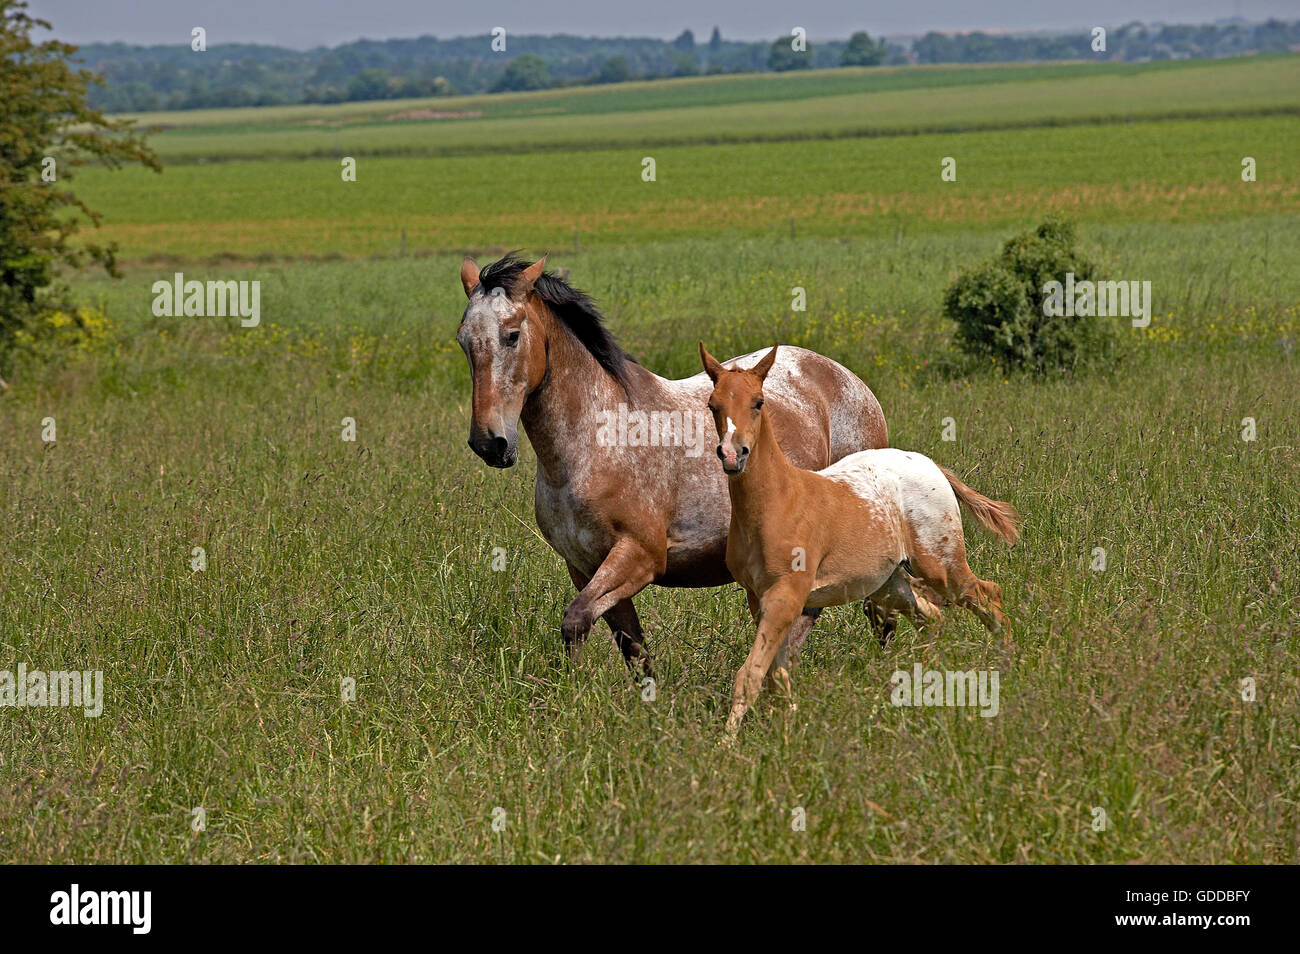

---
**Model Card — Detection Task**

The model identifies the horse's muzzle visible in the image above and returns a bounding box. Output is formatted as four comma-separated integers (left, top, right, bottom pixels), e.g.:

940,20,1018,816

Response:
469,432,517,468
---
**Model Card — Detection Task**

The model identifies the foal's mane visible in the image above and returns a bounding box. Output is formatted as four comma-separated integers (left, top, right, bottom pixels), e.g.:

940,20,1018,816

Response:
478,253,636,392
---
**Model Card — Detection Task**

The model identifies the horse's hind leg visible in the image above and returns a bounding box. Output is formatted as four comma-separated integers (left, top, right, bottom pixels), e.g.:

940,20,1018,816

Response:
602,597,654,677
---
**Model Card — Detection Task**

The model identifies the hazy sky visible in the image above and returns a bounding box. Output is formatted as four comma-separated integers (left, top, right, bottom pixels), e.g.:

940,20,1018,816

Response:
26,0,1285,49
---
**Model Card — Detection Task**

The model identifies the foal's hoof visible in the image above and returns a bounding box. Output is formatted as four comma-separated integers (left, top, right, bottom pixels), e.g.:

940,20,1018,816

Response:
768,667,797,711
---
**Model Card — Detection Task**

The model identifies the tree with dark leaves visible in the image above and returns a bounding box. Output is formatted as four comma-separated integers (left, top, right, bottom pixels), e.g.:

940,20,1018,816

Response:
0,0,160,371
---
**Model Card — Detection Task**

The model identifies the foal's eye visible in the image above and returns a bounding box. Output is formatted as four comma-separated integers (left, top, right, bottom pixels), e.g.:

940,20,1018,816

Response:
754,399,764,410
505,330,521,347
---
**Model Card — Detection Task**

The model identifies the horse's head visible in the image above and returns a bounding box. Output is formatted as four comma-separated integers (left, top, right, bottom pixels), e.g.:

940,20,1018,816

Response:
699,341,779,476
456,254,550,468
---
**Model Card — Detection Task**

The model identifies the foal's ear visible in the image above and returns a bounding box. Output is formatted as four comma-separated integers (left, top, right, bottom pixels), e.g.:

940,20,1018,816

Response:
752,343,779,382
460,258,480,298
699,341,724,383
520,254,548,292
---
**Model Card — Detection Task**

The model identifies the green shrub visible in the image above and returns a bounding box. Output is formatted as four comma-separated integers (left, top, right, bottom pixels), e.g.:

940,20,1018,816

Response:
11,302,114,358
943,216,1117,372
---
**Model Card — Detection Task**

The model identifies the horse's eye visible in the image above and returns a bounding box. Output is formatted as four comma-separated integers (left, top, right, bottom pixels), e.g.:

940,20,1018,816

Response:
754,399,764,411
505,330,521,347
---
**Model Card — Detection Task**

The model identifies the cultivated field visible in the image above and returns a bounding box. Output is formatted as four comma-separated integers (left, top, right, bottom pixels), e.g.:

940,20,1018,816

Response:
1,55,1297,862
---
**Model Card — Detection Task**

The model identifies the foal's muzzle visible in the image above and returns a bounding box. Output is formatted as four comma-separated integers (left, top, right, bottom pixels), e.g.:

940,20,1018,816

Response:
718,443,749,475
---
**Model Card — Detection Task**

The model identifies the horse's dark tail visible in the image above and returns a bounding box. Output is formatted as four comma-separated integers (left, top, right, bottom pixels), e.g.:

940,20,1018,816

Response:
938,464,1021,544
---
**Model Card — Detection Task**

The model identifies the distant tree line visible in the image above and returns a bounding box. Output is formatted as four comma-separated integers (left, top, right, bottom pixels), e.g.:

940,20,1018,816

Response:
78,20,1300,112
911,19,1298,64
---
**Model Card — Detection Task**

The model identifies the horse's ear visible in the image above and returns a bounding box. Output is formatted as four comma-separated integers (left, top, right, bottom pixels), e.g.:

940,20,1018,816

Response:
752,343,779,382
699,341,724,383
520,254,548,292
460,258,480,298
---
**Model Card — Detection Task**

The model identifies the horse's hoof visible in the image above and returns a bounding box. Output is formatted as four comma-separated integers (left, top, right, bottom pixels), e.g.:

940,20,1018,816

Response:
619,649,654,679
560,609,593,647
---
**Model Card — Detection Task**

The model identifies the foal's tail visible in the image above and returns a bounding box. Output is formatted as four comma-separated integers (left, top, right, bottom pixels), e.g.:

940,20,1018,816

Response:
938,464,1021,544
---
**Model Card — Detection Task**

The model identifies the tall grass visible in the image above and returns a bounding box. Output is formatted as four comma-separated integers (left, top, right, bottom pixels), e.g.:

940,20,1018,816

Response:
2,226,1296,862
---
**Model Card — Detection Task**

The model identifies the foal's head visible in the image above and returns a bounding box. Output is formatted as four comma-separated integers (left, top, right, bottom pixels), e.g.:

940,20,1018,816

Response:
456,254,550,467
699,342,779,475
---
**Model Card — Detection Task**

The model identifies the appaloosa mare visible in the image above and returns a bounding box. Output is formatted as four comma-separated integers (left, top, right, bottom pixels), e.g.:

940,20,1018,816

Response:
456,254,888,673
700,342,1020,734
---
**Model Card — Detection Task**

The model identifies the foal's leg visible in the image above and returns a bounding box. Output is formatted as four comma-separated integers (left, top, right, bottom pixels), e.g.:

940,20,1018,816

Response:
561,538,658,665
868,565,943,642
766,637,797,712
780,608,821,673
726,579,809,737
959,578,1008,633
749,590,800,711
863,601,898,645
908,548,1007,635
863,601,897,646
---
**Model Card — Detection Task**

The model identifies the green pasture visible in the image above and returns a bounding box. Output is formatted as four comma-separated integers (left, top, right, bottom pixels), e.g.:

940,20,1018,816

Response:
1,53,1297,863
113,56,1300,163
71,114,1300,262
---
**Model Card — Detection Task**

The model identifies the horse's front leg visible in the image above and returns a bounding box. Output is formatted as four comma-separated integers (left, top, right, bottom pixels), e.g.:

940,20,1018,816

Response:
561,537,659,667
566,563,654,676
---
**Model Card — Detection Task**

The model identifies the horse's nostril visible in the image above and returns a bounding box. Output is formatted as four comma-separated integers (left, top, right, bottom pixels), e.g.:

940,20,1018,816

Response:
716,446,724,460
491,436,508,454
740,446,750,457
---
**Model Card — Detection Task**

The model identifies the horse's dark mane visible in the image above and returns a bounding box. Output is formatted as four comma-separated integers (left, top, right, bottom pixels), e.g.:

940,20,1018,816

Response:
478,253,636,391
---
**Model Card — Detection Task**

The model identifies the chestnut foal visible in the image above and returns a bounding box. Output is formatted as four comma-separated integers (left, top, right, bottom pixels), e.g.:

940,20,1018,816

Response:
700,342,1020,736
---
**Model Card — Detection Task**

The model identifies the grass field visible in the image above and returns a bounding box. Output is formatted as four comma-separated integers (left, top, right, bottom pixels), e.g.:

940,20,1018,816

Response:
118,56,1300,163
73,115,1300,262
117,57,1260,131
2,56,1298,863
